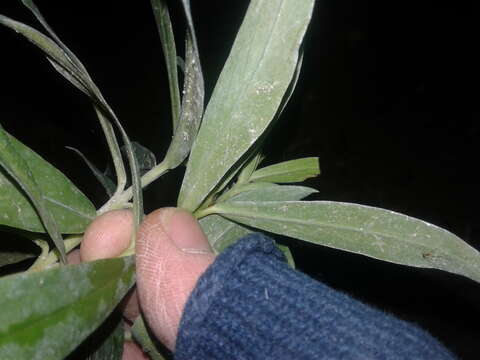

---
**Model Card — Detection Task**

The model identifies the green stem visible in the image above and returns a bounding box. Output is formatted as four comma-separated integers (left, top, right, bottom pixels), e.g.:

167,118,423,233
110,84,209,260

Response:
98,160,170,215
193,205,217,220
27,235,83,272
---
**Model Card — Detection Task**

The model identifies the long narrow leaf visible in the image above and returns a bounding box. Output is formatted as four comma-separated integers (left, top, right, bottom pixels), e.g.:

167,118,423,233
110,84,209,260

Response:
0,256,135,360
178,0,315,211
20,0,90,75
218,182,317,203
0,126,66,261
163,0,204,169
0,15,84,86
0,132,95,234
212,200,480,283
150,0,181,130
0,14,128,206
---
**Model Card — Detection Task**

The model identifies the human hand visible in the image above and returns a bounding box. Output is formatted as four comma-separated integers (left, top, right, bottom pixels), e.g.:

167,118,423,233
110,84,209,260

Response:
78,208,215,359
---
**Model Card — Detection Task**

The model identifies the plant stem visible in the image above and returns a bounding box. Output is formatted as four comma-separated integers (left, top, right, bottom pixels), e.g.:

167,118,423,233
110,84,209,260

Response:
98,160,170,215
27,235,83,272
194,205,217,219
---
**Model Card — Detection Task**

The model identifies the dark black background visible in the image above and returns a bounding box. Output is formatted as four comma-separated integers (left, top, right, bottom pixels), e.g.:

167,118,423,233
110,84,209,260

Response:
1,1,479,358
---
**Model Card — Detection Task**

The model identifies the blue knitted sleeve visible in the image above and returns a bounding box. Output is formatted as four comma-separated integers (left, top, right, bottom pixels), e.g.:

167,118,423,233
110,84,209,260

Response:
175,233,457,360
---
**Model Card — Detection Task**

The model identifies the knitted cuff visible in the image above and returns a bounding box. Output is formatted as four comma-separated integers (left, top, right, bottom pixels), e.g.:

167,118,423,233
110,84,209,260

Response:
174,233,456,360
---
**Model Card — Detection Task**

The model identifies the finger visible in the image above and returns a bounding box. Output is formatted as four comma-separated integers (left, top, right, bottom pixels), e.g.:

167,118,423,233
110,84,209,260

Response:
67,249,81,265
136,207,215,351
123,341,150,360
120,288,140,323
81,209,133,262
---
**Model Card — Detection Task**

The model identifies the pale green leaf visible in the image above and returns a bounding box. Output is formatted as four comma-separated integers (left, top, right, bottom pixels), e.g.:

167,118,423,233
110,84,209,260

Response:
66,147,115,197
224,183,317,202
212,200,480,283
250,157,320,183
0,15,85,88
20,0,89,75
131,316,166,360
46,57,89,95
150,0,181,130
0,256,135,360
163,0,204,170
178,0,315,211
0,132,96,234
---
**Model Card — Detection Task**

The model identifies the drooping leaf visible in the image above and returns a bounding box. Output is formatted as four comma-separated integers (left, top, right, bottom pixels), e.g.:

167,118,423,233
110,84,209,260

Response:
211,200,480,283
200,215,252,254
20,0,90,75
150,0,181,130
0,12,141,223
66,147,115,197
0,131,96,234
178,0,315,211
0,15,85,89
0,256,135,360
250,157,320,183
131,316,166,360
163,0,204,170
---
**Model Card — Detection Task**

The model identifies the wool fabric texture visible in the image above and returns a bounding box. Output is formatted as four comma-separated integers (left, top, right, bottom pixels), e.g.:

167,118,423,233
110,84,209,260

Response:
175,233,456,360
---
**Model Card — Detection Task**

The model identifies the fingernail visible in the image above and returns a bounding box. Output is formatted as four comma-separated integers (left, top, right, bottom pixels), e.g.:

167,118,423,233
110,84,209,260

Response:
160,208,212,254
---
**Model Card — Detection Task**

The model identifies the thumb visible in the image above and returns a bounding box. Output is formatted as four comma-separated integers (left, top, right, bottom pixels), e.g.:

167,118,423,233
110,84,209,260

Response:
136,208,215,351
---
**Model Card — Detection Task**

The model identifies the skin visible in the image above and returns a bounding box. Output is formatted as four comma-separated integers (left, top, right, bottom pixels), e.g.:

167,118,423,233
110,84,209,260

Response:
77,208,215,359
